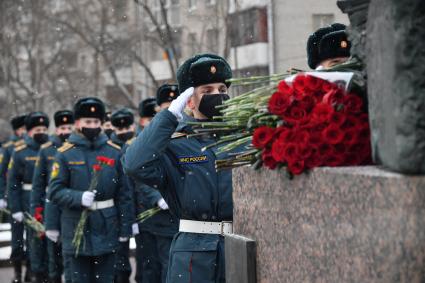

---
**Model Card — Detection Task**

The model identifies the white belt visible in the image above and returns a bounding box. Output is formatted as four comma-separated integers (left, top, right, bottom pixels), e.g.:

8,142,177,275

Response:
89,199,114,211
22,184,32,191
179,219,233,236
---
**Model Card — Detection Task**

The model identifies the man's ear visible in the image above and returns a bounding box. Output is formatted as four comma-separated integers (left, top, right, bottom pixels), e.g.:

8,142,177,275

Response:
187,96,196,111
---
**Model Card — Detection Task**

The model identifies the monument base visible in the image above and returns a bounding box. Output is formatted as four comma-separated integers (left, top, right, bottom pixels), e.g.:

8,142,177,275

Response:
232,166,425,282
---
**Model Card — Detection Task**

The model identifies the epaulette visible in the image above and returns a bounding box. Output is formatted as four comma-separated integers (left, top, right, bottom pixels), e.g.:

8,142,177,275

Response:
107,140,121,150
125,137,136,145
2,141,13,148
13,139,24,146
41,141,53,149
58,142,74,153
15,144,27,152
171,132,187,139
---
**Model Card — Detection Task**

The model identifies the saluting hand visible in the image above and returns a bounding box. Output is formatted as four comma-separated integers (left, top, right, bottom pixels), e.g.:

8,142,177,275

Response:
157,198,169,210
12,212,24,223
168,87,194,121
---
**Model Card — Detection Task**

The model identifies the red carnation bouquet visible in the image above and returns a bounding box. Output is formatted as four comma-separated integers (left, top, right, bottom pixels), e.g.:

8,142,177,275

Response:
189,59,371,176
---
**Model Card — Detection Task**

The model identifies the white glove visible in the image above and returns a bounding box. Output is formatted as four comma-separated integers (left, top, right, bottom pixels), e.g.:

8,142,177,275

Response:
119,237,129,242
0,199,7,209
46,230,60,243
81,191,95,207
168,87,194,121
12,212,24,222
132,223,140,236
157,198,169,210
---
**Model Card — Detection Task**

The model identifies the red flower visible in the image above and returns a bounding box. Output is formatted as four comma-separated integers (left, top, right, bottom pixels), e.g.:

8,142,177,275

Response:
343,94,363,113
293,129,310,144
321,81,338,93
322,124,345,144
298,145,313,159
268,91,292,116
93,164,102,171
271,139,286,162
282,143,298,162
342,129,358,145
283,104,309,125
305,75,324,91
262,149,278,170
323,89,344,106
107,159,115,167
287,159,305,175
300,95,316,112
34,206,43,223
317,143,333,158
341,115,359,130
329,111,346,126
277,80,292,95
344,153,362,166
305,149,322,168
252,126,275,149
311,103,334,123
293,75,307,94
324,155,344,167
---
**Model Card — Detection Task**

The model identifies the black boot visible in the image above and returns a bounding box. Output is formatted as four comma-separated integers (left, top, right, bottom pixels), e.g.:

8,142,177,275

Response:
23,261,32,283
11,260,22,283
33,273,48,283
48,276,61,283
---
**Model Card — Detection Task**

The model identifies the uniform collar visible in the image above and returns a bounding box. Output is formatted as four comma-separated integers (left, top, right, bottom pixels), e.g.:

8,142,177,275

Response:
50,135,63,147
24,135,40,150
68,132,108,149
176,113,197,134
110,132,125,147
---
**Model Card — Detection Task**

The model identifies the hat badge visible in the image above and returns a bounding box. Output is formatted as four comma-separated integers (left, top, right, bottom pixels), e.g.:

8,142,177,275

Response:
120,118,124,123
210,65,217,74
341,40,348,48
90,106,96,112
170,92,175,98
63,117,68,122
39,118,44,122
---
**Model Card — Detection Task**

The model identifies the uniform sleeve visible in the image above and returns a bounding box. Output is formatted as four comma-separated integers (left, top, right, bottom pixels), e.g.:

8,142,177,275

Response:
0,147,12,199
116,156,134,238
7,151,23,213
122,110,178,191
137,182,163,208
31,149,48,213
44,202,61,231
48,152,84,209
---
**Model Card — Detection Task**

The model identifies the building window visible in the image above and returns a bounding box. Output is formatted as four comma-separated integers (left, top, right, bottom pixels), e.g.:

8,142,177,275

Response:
188,0,197,10
206,29,219,53
188,32,197,54
312,14,335,31
229,7,268,47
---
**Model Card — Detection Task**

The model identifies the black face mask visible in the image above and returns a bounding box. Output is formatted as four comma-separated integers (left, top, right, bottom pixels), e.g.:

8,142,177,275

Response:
81,127,101,141
58,133,71,142
104,129,113,138
198,93,230,120
117,131,134,142
33,133,49,145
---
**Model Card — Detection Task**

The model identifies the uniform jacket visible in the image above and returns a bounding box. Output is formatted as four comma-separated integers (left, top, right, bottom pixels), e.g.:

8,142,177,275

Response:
48,132,133,256
0,135,23,199
8,135,41,214
123,110,233,282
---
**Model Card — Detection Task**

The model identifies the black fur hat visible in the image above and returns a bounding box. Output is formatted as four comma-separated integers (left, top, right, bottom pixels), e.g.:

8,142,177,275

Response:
73,97,106,121
25,112,49,131
111,108,134,128
10,114,27,130
138,98,157,118
156,84,180,106
54,110,74,127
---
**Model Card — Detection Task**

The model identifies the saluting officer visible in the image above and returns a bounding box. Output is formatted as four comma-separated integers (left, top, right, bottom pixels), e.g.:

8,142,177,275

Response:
8,112,50,283
307,23,351,70
0,114,29,283
32,110,74,283
48,97,133,283
123,54,234,283
109,108,135,283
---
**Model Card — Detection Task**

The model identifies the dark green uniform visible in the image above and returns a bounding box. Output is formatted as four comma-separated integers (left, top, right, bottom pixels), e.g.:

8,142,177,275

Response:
32,135,71,283
8,135,43,278
48,133,133,283
123,110,233,283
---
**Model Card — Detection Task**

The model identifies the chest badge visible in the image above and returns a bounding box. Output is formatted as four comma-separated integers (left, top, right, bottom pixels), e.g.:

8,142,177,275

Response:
51,162,60,180
178,155,209,165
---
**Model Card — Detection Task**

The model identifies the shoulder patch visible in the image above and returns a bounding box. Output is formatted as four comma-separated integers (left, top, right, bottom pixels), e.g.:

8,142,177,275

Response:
13,140,24,146
15,144,27,152
41,141,53,149
125,137,136,145
171,132,187,139
107,140,121,150
2,141,13,148
58,142,74,153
